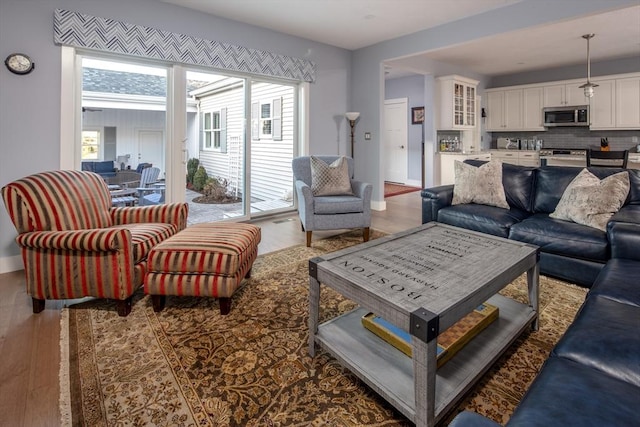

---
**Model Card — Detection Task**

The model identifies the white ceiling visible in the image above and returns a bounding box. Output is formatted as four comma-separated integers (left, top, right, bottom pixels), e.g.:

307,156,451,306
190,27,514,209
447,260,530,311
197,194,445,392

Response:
160,0,640,77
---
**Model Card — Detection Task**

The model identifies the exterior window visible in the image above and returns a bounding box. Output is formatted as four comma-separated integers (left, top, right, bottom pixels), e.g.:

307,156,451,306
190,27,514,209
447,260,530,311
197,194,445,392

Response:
260,102,272,137
251,97,281,141
81,129,101,159
203,111,221,150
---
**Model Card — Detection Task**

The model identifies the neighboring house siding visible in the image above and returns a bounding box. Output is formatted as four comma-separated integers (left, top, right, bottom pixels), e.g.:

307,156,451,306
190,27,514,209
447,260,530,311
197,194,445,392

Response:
251,82,295,202
198,86,244,195
197,81,295,203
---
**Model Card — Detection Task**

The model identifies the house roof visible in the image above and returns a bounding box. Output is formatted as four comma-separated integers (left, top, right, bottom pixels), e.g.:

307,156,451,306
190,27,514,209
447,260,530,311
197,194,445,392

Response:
82,68,211,96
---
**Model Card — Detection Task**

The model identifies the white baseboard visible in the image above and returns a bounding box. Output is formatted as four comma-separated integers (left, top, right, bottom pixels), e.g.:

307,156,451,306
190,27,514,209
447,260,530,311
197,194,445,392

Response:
405,179,422,187
0,255,23,274
371,200,386,211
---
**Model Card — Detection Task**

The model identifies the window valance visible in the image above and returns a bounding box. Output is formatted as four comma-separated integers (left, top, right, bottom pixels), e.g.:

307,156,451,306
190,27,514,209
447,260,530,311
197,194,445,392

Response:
53,9,316,83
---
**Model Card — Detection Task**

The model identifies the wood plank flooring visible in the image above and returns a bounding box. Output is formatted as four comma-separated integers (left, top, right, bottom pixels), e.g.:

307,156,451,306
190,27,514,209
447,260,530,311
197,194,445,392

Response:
0,191,422,426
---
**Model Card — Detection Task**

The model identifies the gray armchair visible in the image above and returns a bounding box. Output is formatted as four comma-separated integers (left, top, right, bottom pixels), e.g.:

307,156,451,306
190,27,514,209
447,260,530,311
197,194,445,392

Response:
292,155,372,247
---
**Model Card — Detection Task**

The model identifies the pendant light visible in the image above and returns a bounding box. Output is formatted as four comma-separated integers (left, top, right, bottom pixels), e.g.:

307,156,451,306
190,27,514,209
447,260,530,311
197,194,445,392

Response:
579,34,598,98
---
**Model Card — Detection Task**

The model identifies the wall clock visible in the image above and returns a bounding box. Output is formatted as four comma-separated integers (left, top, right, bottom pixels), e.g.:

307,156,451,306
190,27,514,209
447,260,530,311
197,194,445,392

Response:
5,53,35,75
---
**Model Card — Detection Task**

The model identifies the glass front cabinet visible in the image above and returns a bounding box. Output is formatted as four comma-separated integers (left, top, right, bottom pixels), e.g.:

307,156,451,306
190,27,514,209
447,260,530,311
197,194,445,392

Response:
437,75,479,130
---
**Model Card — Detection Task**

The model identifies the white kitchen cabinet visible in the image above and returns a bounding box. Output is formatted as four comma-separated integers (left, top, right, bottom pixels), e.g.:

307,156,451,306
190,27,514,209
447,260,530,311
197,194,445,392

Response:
518,151,540,167
486,90,522,131
437,75,478,130
589,79,616,129
543,82,588,107
438,152,491,185
491,150,519,165
522,87,544,130
615,77,640,129
491,150,540,167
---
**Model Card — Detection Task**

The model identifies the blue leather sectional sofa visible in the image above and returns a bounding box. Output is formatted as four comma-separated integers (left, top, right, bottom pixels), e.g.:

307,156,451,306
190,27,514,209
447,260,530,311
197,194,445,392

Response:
421,162,640,426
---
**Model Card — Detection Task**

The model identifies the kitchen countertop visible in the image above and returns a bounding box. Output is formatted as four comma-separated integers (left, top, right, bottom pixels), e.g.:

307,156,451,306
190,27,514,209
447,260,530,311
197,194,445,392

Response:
438,151,490,155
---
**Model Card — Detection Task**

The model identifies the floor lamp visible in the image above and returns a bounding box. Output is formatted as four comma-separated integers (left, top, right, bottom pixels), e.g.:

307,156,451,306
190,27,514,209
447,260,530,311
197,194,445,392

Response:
345,112,360,158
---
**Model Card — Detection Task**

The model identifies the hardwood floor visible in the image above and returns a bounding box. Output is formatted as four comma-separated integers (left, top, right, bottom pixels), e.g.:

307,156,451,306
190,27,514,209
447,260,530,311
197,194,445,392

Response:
0,191,422,426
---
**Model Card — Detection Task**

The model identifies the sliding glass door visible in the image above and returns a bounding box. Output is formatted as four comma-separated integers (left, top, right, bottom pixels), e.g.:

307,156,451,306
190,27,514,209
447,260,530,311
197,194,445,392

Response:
80,56,167,206
185,70,246,223
70,50,300,223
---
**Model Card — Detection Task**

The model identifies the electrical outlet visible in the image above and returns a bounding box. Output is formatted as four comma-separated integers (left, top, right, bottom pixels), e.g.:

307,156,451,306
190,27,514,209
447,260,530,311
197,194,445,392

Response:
364,132,371,140
632,136,638,143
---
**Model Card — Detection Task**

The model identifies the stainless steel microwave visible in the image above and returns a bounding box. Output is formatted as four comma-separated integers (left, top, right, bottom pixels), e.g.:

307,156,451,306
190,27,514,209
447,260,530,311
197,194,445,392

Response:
543,106,589,127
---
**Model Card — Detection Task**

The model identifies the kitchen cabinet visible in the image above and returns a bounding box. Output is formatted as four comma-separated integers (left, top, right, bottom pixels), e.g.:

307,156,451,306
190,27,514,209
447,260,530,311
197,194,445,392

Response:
486,90,522,131
522,87,544,130
437,75,478,130
486,73,639,131
589,79,616,129
615,77,640,129
486,88,543,132
438,152,491,185
491,150,540,167
543,82,588,107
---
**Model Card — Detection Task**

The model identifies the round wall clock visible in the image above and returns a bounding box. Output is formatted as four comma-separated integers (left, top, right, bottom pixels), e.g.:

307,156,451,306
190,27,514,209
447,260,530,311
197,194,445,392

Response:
5,53,35,75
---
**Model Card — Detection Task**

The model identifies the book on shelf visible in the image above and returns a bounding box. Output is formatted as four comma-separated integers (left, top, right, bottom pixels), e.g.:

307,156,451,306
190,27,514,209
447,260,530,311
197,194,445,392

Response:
361,303,499,367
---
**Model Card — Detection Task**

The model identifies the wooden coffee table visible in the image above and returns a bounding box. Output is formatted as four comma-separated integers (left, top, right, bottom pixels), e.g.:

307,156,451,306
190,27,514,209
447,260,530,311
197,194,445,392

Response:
308,222,539,426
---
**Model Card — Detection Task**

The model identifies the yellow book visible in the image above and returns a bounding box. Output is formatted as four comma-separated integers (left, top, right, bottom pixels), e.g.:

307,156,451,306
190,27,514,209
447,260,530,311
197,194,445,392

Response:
362,303,499,367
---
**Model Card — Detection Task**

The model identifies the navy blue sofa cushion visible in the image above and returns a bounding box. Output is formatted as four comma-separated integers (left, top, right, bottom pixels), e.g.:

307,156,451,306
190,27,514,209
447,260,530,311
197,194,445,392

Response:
588,258,640,307
506,357,639,427
438,204,530,239
552,296,640,387
509,213,609,262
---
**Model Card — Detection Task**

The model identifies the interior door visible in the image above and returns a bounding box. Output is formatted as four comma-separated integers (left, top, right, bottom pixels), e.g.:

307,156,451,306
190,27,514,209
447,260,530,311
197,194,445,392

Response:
383,98,408,184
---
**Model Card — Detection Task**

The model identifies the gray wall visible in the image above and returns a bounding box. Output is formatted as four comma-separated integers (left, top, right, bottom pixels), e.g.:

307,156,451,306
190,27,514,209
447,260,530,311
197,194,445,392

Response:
0,0,350,267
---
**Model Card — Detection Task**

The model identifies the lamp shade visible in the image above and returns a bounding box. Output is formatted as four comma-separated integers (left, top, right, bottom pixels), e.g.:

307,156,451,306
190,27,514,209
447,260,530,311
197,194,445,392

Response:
345,112,360,121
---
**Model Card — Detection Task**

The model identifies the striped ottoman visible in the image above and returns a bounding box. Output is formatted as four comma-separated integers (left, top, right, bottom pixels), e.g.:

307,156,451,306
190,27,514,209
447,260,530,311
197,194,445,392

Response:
145,222,261,315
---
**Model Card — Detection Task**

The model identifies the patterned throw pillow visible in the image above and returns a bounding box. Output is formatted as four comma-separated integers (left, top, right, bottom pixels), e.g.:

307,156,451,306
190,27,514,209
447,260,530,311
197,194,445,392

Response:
550,168,630,231
452,160,509,209
310,156,353,196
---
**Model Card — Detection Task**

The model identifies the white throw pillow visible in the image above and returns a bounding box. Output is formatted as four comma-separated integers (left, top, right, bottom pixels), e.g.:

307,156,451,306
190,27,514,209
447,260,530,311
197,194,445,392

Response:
452,160,509,209
310,156,353,196
550,168,630,231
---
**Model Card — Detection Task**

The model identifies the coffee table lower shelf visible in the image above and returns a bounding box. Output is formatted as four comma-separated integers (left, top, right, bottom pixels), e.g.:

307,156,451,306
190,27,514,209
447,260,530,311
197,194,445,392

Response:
314,293,536,424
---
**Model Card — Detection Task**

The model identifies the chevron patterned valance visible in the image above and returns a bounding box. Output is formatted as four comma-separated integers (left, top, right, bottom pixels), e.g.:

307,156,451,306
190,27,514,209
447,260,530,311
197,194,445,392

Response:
53,9,316,83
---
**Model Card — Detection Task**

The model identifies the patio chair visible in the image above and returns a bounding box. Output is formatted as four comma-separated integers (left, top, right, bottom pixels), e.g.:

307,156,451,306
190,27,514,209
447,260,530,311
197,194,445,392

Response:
1,170,188,316
136,167,163,205
292,155,372,247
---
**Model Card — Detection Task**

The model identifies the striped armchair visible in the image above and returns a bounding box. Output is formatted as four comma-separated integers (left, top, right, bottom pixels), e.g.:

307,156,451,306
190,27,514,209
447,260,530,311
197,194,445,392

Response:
2,170,189,316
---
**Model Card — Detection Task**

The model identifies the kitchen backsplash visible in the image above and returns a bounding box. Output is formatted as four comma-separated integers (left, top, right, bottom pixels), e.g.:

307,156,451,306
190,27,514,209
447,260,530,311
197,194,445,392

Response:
490,128,639,151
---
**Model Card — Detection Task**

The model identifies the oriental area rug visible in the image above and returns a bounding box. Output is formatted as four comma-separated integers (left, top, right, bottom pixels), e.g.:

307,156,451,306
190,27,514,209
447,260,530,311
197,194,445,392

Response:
60,230,587,426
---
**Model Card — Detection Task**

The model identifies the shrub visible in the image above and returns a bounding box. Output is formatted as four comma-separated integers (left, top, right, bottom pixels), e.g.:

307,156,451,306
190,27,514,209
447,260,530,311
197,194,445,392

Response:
192,166,209,191
186,158,199,185
203,177,229,199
